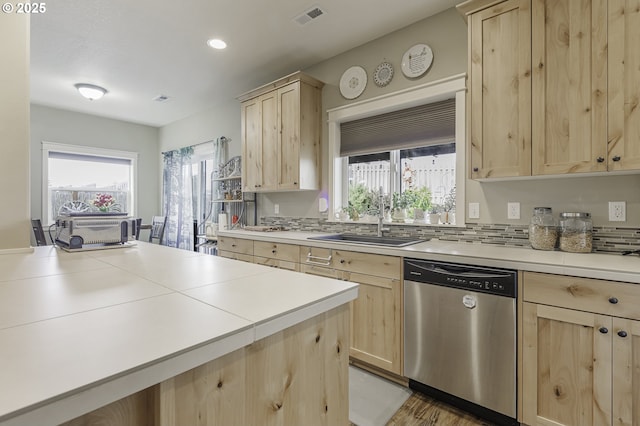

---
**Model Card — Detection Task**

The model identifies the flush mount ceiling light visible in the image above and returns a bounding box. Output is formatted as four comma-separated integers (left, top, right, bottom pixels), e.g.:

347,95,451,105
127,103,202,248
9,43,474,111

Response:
74,83,107,100
207,38,227,49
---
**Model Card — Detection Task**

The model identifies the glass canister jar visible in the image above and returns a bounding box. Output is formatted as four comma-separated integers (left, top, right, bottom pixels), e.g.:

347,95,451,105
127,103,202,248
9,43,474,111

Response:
529,207,558,250
559,212,593,253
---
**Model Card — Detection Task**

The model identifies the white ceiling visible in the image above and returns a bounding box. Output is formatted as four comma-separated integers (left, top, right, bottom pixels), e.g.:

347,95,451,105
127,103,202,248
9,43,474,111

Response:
30,0,460,127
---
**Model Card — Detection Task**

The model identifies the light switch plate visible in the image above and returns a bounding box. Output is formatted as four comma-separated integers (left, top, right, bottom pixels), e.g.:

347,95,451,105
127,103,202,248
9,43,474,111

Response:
468,202,480,219
274,204,280,215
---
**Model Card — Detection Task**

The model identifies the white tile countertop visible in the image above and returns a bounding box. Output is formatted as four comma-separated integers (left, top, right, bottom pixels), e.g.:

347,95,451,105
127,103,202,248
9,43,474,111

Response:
0,243,358,426
217,229,640,284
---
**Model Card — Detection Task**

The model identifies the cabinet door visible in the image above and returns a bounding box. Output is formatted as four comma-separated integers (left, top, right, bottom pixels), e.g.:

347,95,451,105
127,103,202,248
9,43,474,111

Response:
259,92,279,190
612,318,640,426
241,97,261,192
277,82,301,190
522,302,612,426
469,0,531,178
531,0,608,175
608,0,640,171
344,271,402,376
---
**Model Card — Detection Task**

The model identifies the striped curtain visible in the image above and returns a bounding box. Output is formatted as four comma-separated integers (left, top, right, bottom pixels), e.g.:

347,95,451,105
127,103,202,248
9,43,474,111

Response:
162,147,194,250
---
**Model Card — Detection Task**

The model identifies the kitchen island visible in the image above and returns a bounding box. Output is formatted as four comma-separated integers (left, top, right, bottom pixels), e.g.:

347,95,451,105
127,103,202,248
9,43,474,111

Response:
0,242,358,426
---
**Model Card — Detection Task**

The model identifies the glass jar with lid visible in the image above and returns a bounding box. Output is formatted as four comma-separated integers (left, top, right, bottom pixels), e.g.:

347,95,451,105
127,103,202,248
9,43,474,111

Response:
529,207,558,250
559,212,593,253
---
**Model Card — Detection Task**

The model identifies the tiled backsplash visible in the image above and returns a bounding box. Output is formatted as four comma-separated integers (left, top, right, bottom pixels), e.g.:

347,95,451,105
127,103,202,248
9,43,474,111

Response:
261,216,640,254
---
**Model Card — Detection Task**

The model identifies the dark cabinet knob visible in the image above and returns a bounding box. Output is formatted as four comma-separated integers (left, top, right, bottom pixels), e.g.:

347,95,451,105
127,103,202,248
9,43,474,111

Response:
609,297,619,304
271,249,276,254
339,259,345,264
472,167,479,172
599,327,608,334
612,155,621,162
596,157,605,163
618,330,628,338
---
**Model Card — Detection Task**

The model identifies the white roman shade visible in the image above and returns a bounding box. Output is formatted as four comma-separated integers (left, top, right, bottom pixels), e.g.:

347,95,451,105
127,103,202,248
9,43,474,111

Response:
340,97,456,157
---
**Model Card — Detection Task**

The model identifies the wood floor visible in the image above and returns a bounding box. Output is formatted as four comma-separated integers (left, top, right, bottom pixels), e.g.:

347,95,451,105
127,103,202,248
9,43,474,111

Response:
352,391,494,426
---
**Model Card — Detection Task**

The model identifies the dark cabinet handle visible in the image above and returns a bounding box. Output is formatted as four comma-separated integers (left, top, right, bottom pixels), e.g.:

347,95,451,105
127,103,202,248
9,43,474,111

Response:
596,157,605,163
472,167,479,172
271,249,276,254
618,330,628,338
599,327,609,334
612,155,621,162
609,297,619,304
339,259,345,264
293,182,298,185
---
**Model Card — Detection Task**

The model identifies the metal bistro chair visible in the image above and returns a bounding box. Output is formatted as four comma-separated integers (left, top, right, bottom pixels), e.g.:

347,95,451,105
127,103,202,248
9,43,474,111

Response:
149,216,167,244
31,219,50,246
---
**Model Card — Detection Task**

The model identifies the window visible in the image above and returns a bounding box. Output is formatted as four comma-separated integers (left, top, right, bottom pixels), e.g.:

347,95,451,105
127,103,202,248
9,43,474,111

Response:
327,75,465,225
42,142,138,224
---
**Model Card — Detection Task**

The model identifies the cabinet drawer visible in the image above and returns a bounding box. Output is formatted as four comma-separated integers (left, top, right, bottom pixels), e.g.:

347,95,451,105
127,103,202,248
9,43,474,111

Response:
333,250,401,280
300,246,334,267
523,271,640,319
253,241,299,262
253,256,299,272
218,251,254,263
300,264,339,279
217,237,253,255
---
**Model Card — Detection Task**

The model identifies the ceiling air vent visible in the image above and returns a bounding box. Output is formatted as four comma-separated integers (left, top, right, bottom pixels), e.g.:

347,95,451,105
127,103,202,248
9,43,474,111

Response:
153,94,171,102
293,5,326,26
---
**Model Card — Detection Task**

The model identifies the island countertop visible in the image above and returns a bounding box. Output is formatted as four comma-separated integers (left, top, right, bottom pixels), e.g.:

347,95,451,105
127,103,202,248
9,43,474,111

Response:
0,242,358,426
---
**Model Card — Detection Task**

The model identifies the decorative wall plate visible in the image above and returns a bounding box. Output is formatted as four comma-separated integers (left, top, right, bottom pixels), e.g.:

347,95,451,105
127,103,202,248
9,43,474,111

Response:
373,61,394,87
401,44,433,78
339,66,367,99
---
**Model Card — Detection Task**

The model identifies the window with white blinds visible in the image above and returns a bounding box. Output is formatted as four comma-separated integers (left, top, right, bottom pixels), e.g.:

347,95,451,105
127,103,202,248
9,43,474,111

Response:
339,98,456,157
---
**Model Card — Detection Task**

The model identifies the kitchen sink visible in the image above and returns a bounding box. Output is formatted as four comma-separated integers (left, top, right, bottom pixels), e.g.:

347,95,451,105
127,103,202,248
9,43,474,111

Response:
307,234,426,247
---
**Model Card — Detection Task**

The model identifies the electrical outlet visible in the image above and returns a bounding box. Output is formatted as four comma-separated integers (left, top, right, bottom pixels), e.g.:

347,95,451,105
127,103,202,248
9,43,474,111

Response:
274,204,280,215
507,202,520,220
468,202,480,219
608,201,626,221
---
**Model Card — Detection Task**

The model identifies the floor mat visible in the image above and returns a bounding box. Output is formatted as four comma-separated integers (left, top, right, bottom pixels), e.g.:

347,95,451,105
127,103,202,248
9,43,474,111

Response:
349,366,412,426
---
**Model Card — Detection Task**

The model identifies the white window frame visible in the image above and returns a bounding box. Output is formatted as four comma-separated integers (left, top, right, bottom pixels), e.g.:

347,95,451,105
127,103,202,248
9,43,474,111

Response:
42,141,139,223
326,74,466,225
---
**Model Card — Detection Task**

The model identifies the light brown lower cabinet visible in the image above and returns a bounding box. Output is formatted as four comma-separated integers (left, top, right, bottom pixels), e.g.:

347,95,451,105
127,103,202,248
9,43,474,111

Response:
217,236,254,262
253,241,300,271
300,246,403,376
521,272,640,426
61,304,350,426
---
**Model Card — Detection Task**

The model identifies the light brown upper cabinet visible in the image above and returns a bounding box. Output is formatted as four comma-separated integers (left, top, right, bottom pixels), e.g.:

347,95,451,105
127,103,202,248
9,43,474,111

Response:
466,0,532,179
608,0,640,171
531,0,608,175
238,72,323,192
459,0,640,178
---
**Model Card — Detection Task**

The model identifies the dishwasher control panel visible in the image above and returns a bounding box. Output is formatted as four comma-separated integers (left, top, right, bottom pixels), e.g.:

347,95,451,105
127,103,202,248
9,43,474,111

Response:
404,259,516,298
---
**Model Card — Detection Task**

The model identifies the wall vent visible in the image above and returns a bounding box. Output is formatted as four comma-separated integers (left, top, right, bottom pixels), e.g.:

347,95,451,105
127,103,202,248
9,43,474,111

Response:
153,94,171,102
293,5,326,26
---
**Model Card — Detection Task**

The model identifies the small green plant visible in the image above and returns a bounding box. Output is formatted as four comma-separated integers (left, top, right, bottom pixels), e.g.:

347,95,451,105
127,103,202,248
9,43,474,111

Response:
443,186,456,212
407,186,432,211
348,184,375,216
392,191,412,210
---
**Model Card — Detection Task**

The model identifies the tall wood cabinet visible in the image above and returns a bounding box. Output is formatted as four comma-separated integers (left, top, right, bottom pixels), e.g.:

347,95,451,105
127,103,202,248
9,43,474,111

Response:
467,0,532,179
531,0,608,175
521,272,640,426
459,0,640,178
239,72,323,192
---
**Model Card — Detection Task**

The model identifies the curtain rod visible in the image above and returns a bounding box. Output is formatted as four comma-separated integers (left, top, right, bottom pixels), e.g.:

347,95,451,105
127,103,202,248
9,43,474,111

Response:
161,136,230,155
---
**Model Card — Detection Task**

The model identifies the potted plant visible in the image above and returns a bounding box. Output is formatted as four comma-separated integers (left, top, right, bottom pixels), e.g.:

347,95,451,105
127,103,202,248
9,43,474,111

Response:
392,191,411,222
408,187,432,222
429,204,442,225
441,186,456,224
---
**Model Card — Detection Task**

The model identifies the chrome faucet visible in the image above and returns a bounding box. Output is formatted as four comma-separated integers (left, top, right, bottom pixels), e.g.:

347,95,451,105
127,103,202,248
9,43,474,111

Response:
377,187,389,237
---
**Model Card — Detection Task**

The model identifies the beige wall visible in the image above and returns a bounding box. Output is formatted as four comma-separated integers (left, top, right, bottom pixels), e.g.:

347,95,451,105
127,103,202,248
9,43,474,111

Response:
262,7,468,219
0,14,31,250
29,105,161,226
159,6,640,229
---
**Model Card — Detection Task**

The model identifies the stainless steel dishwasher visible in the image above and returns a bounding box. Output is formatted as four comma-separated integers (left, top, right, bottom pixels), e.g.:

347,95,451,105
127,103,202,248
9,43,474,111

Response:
404,258,518,426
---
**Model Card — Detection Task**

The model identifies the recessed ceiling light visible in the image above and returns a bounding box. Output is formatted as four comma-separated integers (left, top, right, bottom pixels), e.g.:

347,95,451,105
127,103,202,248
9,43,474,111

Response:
74,83,107,100
207,38,227,49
